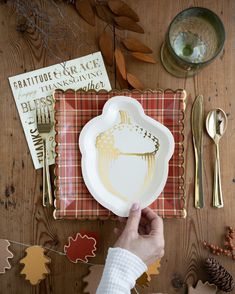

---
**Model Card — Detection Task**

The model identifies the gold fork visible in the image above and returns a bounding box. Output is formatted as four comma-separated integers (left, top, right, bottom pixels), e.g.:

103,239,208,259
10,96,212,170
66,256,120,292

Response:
36,106,53,206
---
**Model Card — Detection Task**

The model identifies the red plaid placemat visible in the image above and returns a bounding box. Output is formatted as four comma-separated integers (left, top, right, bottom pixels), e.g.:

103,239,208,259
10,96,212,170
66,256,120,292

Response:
53,89,186,220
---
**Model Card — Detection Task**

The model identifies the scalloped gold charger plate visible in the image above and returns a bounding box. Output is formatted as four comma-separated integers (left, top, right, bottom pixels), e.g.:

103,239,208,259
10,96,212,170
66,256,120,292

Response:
53,89,186,220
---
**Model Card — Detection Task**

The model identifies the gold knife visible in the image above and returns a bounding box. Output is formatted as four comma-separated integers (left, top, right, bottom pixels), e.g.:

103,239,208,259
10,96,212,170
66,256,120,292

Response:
191,95,204,209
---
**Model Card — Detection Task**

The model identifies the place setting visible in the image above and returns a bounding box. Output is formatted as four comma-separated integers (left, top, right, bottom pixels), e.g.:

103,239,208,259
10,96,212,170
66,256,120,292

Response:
1,2,234,293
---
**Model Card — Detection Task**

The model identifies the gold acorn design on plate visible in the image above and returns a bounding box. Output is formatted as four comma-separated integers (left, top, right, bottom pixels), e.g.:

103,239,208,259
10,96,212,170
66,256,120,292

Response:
96,110,159,201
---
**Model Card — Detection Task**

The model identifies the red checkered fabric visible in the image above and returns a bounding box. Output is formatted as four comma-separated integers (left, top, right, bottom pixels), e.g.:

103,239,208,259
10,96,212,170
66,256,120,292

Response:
53,89,186,219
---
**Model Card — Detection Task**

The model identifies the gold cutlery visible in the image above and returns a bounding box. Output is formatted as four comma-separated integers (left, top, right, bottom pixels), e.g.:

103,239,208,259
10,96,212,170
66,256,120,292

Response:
36,107,53,206
191,95,204,209
206,109,228,208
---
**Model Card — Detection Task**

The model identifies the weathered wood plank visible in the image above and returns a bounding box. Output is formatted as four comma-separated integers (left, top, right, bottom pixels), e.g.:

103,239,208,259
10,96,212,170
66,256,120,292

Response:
0,0,234,293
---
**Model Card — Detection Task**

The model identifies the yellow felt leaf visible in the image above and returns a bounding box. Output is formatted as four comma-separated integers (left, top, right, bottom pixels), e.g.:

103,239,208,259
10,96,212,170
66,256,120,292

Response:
136,272,151,288
20,246,51,285
147,259,161,276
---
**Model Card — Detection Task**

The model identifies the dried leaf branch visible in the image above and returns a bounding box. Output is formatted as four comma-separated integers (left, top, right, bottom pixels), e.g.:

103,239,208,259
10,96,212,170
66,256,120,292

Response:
4,0,156,89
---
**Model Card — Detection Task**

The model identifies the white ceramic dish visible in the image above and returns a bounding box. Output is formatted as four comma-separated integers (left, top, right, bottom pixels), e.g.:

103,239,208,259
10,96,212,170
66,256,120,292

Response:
79,96,174,217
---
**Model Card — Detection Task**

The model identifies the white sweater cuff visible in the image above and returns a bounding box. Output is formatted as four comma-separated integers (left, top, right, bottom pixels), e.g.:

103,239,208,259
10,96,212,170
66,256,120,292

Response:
96,247,147,294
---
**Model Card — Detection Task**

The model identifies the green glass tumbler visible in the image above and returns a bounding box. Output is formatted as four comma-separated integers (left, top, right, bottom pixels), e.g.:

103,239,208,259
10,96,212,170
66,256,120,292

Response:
161,7,225,78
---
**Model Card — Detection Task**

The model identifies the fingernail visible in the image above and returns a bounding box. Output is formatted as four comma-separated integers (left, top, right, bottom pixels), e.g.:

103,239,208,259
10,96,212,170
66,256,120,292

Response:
131,203,140,211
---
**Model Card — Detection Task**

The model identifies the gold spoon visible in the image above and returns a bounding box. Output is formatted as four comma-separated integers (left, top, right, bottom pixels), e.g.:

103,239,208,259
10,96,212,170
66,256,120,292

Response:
206,109,228,208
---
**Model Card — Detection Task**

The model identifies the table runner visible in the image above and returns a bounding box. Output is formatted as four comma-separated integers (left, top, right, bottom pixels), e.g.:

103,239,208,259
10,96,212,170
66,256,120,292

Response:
53,89,186,220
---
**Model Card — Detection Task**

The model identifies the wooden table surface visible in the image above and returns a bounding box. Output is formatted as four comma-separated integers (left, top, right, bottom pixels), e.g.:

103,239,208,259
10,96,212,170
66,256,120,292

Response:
0,1,234,293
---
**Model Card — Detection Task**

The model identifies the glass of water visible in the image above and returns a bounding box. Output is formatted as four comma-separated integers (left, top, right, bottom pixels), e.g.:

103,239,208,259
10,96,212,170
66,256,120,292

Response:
161,7,225,78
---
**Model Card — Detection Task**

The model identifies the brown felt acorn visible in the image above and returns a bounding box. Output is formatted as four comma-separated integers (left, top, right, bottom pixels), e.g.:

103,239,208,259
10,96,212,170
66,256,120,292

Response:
205,258,235,292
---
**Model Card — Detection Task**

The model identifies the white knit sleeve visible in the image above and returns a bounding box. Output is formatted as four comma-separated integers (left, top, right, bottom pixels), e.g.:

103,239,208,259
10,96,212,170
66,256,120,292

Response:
96,247,147,294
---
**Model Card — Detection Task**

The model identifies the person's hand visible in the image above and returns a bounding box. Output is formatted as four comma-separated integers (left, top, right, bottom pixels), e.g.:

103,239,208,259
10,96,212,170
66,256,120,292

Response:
114,203,164,265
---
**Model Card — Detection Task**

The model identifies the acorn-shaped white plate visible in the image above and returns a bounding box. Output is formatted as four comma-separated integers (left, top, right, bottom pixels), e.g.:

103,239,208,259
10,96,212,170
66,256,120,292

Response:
79,96,174,217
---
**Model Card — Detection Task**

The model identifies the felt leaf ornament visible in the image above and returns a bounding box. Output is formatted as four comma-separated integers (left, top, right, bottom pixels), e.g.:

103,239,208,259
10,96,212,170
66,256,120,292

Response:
83,264,104,293
188,280,217,294
147,259,161,276
136,272,151,288
64,233,97,263
0,239,13,274
136,259,161,288
20,246,51,285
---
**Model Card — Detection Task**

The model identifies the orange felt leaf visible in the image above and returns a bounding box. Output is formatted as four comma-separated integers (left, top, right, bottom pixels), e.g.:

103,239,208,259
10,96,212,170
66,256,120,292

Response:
115,48,126,80
122,37,152,53
108,0,139,22
0,239,13,274
83,264,104,293
147,259,161,276
136,272,151,288
95,4,115,25
64,233,97,263
127,73,144,90
188,280,217,294
131,52,156,63
20,246,51,285
76,0,95,26
99,31,113,66
114,16,144,33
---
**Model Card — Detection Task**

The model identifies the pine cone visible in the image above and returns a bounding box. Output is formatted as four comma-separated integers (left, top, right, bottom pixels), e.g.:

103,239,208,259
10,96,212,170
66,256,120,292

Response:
205,258,235,292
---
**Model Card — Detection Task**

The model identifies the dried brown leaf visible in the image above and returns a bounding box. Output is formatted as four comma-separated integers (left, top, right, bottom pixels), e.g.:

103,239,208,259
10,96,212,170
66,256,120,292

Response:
131,52,156,63
95,4,115,25
108,0,139,22
115,48,126,80
99,31,113,66
116,67,129,89
127,73,144,90
122,38,152,53
114,16,144,33
76,0,95,26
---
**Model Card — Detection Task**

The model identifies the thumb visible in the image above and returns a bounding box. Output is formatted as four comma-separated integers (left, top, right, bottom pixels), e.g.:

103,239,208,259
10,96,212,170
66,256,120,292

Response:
124,203,141,233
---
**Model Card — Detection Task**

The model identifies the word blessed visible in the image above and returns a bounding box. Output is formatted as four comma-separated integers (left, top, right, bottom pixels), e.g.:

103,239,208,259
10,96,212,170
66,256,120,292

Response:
21,95,53,113
12,58,102,89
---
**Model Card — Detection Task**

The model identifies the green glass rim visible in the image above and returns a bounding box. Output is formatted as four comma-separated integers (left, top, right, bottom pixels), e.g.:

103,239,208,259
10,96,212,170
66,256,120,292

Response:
166,7,225,66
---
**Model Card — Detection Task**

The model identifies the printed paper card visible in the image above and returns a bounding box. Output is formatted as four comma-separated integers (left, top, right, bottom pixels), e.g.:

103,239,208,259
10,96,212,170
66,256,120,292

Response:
9,52,111,169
